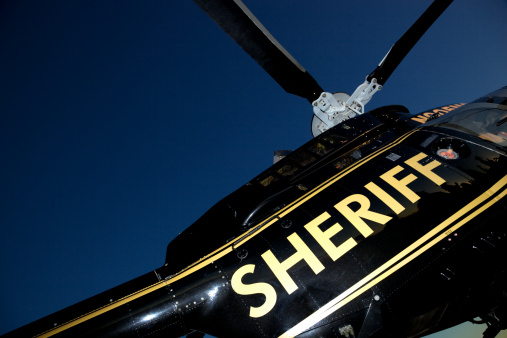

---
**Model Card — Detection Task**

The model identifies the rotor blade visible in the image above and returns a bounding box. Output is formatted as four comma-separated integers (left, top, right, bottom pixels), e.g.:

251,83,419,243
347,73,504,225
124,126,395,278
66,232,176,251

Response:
367,0,453,86
192,0,324,103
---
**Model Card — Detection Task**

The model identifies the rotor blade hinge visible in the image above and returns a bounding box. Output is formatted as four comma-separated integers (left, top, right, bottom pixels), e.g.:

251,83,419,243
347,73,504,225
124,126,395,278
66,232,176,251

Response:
311,79,381,136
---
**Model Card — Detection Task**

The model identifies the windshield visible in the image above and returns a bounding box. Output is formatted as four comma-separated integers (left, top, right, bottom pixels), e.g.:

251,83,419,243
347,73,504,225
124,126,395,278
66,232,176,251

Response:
429,104,507,148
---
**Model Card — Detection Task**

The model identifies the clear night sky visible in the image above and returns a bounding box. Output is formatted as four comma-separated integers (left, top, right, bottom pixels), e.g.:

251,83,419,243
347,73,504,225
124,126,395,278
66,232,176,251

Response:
1,0,506,337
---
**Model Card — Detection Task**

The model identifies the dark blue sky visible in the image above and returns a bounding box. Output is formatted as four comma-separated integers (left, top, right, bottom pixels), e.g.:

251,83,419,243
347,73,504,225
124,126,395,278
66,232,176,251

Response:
1,0,506,336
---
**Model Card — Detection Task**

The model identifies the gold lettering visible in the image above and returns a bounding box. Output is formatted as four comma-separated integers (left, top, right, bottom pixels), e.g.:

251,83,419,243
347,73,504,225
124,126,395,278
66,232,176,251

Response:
446,103,465,110
365,182,405,214
405,152,445,185
381,166,420,203
441,105,456,112
231,264,277,318
305,212,357,261
411,104,464,123
262,233,324,295
411,115,428,123
335,194,391,237
432,109,447,114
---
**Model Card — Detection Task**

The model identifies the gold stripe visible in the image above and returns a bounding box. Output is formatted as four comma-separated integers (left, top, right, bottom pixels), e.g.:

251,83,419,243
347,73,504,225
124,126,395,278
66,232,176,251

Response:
38,245,236,337
280,175,507,338
36,129,419,337
37,280,169,337
169,216,280,278
279,129,418,218
179,129,419,262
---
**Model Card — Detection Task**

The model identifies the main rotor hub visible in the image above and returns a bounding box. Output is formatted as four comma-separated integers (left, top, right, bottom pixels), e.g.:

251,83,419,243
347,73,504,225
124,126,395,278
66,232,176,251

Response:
311,79,382,137
311,92,352,137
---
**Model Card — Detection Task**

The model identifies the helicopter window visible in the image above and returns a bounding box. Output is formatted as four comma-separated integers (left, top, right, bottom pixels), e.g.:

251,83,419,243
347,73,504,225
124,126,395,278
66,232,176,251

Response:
259,175,277,187
322,133,348,145
431,107,507,147
290,151,316,167
308,142,332,156
333,150,362,170
334,157,353,170
277,164,299,177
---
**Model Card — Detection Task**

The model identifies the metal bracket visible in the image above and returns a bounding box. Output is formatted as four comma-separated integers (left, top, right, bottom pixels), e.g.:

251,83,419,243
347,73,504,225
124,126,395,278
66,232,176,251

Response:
311,78,382,136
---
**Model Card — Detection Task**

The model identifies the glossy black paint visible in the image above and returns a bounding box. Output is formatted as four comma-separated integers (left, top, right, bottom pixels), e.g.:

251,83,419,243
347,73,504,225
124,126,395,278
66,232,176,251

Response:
4,87,507,338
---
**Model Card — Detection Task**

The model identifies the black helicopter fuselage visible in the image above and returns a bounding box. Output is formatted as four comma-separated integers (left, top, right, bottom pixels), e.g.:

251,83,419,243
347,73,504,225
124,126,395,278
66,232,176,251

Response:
5,87,507,338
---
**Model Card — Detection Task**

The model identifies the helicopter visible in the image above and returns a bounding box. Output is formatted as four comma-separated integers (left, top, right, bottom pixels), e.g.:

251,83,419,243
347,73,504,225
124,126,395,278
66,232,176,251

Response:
0,0,507,336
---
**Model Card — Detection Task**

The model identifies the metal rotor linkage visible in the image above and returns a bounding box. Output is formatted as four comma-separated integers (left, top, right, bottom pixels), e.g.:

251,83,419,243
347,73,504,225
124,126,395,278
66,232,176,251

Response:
311,78,382,136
